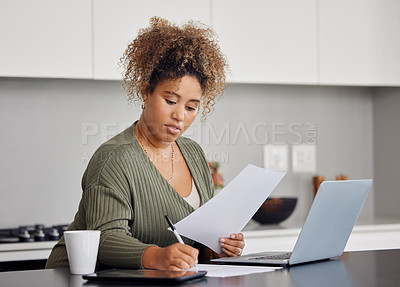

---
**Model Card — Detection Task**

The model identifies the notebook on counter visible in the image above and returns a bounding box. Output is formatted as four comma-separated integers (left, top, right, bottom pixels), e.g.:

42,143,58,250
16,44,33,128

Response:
211,179,372,266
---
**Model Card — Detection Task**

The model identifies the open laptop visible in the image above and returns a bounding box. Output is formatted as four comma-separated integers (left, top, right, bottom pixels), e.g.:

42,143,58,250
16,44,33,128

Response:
211,179,372,266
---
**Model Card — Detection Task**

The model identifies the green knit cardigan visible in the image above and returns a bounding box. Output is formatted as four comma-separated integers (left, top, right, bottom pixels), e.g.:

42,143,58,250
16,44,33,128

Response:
46,123,214,269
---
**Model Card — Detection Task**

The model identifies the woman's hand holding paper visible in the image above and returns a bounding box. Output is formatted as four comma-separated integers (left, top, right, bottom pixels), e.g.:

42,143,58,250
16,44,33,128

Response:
215,233,245,258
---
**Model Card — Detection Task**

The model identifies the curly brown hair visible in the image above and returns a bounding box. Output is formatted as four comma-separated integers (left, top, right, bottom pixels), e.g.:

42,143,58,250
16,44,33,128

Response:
120,17,228,119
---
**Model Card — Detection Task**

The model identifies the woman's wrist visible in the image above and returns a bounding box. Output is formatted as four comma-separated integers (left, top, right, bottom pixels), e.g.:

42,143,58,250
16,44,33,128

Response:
142,245,161,269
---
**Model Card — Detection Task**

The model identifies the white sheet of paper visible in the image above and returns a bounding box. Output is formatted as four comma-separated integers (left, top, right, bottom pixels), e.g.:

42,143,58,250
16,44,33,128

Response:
174,164,286,253
193,264,282,278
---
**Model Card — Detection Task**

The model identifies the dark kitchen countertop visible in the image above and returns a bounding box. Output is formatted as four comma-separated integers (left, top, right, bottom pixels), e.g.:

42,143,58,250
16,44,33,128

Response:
2,249,400,287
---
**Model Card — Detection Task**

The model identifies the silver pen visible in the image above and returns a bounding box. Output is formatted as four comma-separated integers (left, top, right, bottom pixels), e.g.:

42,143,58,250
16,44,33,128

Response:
165,214,198,270
165,214,185,244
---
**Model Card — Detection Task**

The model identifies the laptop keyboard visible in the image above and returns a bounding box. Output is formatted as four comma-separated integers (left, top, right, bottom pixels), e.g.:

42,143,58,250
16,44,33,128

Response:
251,252,292,260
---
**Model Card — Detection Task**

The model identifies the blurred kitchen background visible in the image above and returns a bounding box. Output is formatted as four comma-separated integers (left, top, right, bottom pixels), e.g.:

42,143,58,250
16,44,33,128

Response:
1,0,399,230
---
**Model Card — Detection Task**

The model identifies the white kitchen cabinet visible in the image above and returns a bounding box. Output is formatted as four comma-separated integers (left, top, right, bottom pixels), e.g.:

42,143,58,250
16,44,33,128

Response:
0,0,92,79
212,0,318,84
0,242,55,262
93,0,211,80
319,0,400,86
242,224,400,255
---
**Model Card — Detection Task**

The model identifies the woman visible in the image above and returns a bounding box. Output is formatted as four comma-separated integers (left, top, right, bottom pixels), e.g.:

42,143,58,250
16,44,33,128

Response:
46,17,244,271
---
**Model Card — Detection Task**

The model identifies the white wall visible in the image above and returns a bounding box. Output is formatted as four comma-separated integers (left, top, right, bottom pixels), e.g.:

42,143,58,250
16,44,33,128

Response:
373,87,400,218
0,78,137,228
0,78,374,228
191,84,374,224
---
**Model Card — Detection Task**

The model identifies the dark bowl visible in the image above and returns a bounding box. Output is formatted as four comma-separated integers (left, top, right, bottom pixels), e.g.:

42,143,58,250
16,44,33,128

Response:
252,197,297,224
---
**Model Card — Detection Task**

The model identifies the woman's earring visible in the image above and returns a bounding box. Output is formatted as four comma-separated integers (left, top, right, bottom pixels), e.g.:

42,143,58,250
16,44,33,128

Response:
141,102,145,109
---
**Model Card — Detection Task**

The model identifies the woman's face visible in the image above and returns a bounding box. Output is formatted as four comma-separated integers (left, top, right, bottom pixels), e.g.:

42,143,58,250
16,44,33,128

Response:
141,76,202,144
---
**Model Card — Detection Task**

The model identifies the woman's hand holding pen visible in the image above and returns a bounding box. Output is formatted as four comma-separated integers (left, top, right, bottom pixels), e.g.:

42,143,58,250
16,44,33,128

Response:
142,244,198,271
215,233,245,258
142,215,199,270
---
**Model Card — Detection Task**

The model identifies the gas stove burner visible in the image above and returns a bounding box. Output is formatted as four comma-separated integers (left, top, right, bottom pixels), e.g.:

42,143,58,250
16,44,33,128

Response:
0,224,69,244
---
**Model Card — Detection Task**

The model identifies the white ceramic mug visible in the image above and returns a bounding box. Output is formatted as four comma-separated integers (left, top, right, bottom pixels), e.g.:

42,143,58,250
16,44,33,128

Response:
64,230,100,275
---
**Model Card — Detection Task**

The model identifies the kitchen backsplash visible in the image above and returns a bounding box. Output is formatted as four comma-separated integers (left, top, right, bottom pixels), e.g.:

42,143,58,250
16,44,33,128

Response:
0,78,374,228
